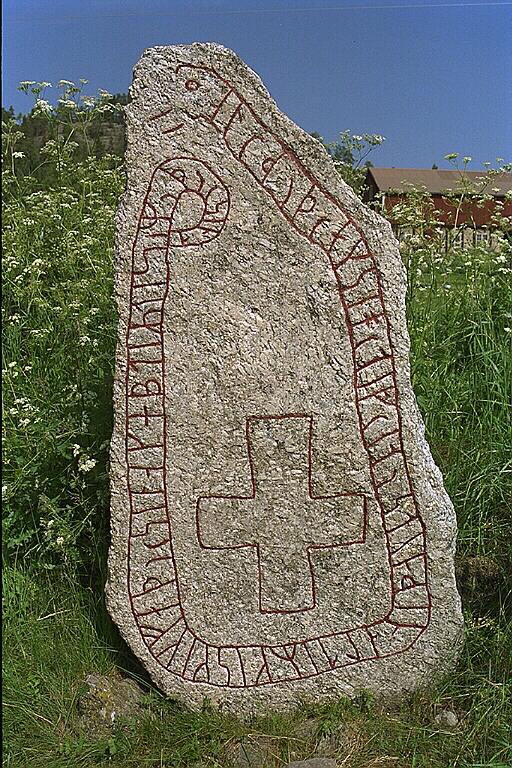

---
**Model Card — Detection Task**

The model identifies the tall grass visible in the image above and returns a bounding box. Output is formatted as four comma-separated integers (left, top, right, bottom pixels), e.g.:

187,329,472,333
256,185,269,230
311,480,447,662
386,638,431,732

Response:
406,240,512,567
2,92,511,766
2,90,124,573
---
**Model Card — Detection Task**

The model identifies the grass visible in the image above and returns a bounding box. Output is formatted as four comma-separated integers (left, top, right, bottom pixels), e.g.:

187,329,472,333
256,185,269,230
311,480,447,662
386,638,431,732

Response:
2,102,512,766
406,248,512,577
3,564,511,767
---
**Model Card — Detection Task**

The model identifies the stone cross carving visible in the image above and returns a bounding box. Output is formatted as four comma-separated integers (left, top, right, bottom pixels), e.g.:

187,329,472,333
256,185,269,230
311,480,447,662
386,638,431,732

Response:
197,415,367,612
107,43,463,716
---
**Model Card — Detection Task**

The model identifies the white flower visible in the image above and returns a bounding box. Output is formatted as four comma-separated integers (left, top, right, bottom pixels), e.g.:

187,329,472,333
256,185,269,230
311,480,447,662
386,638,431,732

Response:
12,151,25,159
19,80,36,86
8,362,17,368
79,335,91,346
72,444,81,457
58,99,76,109
504,327,512,333
34,99,52,115
78,456,96,473
56,536,65,546
57,79,75,88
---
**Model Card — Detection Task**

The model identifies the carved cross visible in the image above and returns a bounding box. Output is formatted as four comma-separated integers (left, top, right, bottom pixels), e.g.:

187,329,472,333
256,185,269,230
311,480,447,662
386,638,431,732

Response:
196,415,367,613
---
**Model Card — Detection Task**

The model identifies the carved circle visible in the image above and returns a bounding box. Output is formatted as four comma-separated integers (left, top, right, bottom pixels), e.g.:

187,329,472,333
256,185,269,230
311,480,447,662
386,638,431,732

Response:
138,157,230,247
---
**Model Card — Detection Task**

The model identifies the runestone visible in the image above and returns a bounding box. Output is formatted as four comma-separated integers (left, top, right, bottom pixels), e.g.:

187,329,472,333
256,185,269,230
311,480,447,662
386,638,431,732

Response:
107,43,463,715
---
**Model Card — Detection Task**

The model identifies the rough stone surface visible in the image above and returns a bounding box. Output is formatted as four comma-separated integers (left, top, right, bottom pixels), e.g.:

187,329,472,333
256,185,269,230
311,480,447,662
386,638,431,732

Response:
226,736,276,768
291,718,321,743
434,709,459,728
107,42,463,716
315,724,353,758
77,674,146,737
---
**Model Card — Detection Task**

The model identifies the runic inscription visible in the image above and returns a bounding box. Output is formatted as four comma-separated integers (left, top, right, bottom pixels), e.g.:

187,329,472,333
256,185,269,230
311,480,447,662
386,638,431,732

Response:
197,415,367,612
107,43,463,714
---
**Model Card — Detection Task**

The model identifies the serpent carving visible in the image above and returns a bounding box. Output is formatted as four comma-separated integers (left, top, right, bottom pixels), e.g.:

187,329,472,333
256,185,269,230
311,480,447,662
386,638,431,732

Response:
122,62,431,688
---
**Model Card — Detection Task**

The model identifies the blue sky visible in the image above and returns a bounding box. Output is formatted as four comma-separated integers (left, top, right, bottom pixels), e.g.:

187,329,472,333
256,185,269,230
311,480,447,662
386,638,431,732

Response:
3,0,511,169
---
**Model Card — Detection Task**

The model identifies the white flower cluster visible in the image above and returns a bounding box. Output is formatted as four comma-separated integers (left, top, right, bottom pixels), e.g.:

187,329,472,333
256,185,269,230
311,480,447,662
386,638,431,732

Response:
33,99,53,116
41,517,66,548
78,456,97,473
6,396,40,429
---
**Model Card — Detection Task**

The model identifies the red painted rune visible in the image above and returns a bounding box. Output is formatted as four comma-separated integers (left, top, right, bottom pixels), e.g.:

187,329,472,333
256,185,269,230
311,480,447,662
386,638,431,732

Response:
114,56,434,691
196,415,367,613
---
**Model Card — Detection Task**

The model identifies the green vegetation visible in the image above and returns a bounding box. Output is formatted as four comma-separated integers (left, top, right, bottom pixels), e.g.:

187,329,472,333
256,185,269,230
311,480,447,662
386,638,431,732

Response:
312,129,386,196
2,83,511,767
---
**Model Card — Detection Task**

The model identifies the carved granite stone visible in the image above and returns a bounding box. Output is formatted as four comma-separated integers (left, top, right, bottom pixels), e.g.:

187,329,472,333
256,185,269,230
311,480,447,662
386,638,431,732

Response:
107,43,463,715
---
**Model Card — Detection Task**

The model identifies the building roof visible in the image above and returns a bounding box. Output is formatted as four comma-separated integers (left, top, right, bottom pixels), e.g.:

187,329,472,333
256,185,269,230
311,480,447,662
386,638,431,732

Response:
366,167,512,197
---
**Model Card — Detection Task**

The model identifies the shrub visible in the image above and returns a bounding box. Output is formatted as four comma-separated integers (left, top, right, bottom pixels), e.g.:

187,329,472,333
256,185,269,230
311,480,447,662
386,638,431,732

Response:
2,83,125,573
